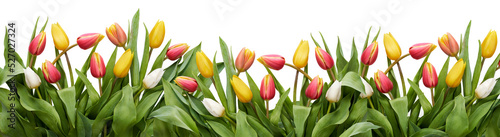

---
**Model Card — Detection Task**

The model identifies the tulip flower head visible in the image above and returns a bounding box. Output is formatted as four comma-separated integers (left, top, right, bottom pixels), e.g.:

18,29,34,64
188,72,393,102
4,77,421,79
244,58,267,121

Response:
24,68,41,89
77,33,105,50
196,51,214,78
29,31,47,56
305,76,324,100
235,47,255,72
257,54,286,70
374,70,393,93
113,49,134,78
166,43,190,60
230,75,253,103
438,32,459,57
90,52,106,78
475,78,497,99
143,68,164,89
325,81,342,103
202,98,225,117
481,30,497,58
293,40,309,68
422,62,438,88
149,20,165,49
260,74,276,100
361,41,379,65
106,23,127,47
360,78,374,98
51,23,69,50
174,76,198,93
446,59,466,88
409,43,437,59
315,47,334,70
384,32,402,60
42,60,61,83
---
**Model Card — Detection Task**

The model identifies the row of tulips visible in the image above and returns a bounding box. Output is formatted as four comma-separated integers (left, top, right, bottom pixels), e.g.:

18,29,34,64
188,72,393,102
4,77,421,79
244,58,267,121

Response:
2,9,500,137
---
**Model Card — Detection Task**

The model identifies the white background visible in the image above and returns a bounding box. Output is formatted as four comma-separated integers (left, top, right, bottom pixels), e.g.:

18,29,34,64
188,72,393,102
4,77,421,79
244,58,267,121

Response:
1,0,500,108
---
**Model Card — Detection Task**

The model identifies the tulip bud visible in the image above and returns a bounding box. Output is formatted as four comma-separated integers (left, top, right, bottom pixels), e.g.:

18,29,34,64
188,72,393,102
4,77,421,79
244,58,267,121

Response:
475,78,497,99
77,33,105,50
438,32,459,57
383,33,402,60
422,62,438,88
174,76,198,93
315,47,334,70
196,51,214,78
305,76,324,100
481,30,497,58
42,60,61,83
106,23,127,47
166,43,189,60
446,59,466,88
202,98,225,117
325,81,341,103
360,78,374,98
149,20,165,49
374,70,393,93
409,43,437,59
260,74,276,100
361,41,379,65
90,53,106,78
235,47,255,72
293,40,309,68
24,68,41,89
51,23,69,50
29,31,46,56
230,75,253,103
257,54,286,70
113,49,134,78
143,68,164,89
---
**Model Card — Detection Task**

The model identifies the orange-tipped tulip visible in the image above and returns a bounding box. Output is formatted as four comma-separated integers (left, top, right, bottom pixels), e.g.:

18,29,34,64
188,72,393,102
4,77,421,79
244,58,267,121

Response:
293,40,309,68
446,59,466,88
42,60,61,83
230,75,253,103
409,43,436,59
315,47,334,70
166,43,189,60
149,20,165,49
174,76,198,93
260,74,276,100
106,23,127,47
29,31,46,56
257,54,285,70
481,30,497,58
374,70,393,93
383,33,402,60
90,52,106,78
196,51,214,78
51,23,69,50
422,62,438,88
77,33,105,50
361,41,379,65
235,47,255,72
113,49,134,78
305,76,324,100
438,32,459,57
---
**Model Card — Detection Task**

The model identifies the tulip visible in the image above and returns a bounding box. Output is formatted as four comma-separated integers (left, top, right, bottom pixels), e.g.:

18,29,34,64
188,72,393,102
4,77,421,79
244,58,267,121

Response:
315,47,334,70
257,54,286,70
235,47,255,72
422,62,438,88
90,52,106,78
481,30,497,58
230,75,253,103
42,60,61,83
374,70,393,93
260,74,276,100
438,32,459,57
293,40,309,68
114,49,134,78
202,98,225,117
77,33,105,50
196,51,214,78
106,23,127,47
361,41,379,65
29,31,46,56
384,33,402,60
446,59,466,88
166,43,189,60
51,23,69,50
325,81,341,103
174,76,198,93
360,78,374,98
475,78,497,99
409,43,437,59
143,68,164,89
149,20,165,49
305,76,324,100
24,68,41,89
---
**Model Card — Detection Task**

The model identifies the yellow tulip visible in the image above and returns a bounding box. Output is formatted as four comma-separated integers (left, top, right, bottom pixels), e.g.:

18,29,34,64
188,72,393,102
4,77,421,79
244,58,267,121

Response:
149,20,165,49
293,40,309,68
383,32,401,60
446,59,466,88
481,30,497,58
51,23,69,50
113,49,134,78
196,51,214,78
230,75,253,103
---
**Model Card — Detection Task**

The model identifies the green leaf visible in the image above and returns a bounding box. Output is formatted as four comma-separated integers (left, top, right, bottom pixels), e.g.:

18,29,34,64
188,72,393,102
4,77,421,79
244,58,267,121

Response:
341,72,365,94
178,43,202,78
212,54,228,109
219,37,237,113
339,122,380,137
410,128,448,137
459,21,472,97
407,79,432,114
482,48,500,82
75,112,92,137
347,38,359,72
128,9,141,87
294,105,311,137
112,85,137,136
91,91,122,137
336,36,348,75
139,23,150,81
192,73,215,100
245,72,265,111
151,40,172,70
270,89,290,125
312,94,352,137
136,90,162,120
390,96,408,137
472,40,482,92
247,116,274,137
58,87,76,128
445,95,468,137
75,69,99,106
366,109,393,137
207,121,233,136
149,105,199,134
235,111,257,137
407,55,430,110
468,101,493,133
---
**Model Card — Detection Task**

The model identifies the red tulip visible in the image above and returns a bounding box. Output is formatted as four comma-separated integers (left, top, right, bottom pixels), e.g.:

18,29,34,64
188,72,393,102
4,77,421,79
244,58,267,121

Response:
305,76,324,100
174,76,198,93
422,62,438,88
166,43,190,60
90,52,106,78
260,74,276,100
257,54,286,70
374,70,393,93
315,47,334,70
29,31,47,56
409,43,437,59
77,33,105,50
42,60,61,83
235,47,255,72
438,32,459,57
361,41,379,65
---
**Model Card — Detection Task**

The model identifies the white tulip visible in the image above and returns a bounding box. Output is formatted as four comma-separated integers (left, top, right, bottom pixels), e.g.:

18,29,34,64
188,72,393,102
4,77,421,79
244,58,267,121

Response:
24,68,41,89
143,68,164,89
202,98,225,117
325,81,342,103
475,78,497,99
360,78,374,98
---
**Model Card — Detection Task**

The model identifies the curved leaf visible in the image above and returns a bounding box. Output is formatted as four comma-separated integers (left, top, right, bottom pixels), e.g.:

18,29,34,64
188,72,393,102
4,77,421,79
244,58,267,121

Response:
339,122,380,137
149,105,199,134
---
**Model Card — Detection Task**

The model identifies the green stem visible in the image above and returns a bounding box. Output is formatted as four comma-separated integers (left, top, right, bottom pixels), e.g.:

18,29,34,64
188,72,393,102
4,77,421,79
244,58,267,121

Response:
293,70,299,104
98,78,103,96
285,63,313,81
35,88,42,99
266,100,270,118
481,58,485,71
430,87,434,106
134,87,146,102
441,88,451,108
210,77,217,90
64,53,74,86
384,53,410,74
361,65,368,78
327,69,336,82
466,97,477,110
306,99,312,107
148,48,153,63
326,102,332,113
52,44,78,64
55,82,62,90
29,55,35,68
223,115,236,126
396,62,406,96
236,71,241,77
368,97,376,109
388,92,394,100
